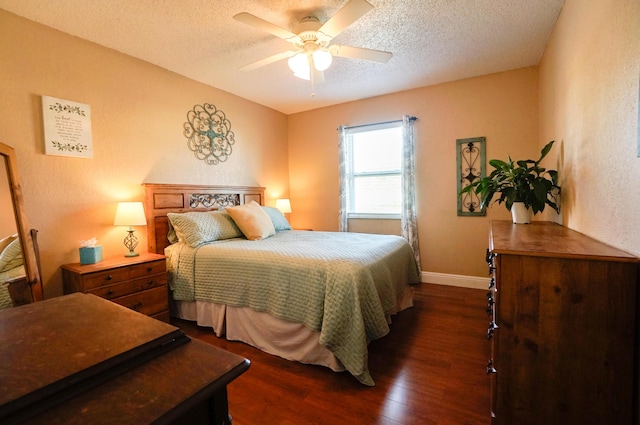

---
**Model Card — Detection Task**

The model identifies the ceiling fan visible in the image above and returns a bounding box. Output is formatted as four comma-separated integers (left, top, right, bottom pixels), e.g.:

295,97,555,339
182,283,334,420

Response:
233,0,392,89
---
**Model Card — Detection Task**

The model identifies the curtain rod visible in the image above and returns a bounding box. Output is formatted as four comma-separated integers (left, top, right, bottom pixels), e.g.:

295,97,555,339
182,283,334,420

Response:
339,116,417,131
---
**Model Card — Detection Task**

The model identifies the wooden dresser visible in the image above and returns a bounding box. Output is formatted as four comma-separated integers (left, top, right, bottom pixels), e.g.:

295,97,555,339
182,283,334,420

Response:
62,253,169,321
487,221,639,425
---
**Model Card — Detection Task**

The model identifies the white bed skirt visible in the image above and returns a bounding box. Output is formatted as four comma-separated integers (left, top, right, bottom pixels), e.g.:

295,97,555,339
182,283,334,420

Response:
173,284,414,373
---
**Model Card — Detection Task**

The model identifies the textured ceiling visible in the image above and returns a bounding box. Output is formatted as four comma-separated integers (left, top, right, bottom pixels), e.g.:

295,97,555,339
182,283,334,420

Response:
0,0,564,114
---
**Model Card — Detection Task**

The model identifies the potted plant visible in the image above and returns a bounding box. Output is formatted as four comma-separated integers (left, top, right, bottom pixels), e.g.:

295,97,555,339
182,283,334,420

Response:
459,140,561,223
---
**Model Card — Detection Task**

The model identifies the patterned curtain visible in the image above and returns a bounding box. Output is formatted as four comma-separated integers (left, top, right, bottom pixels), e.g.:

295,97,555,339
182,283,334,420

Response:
338,125,349,232
401,116,421,268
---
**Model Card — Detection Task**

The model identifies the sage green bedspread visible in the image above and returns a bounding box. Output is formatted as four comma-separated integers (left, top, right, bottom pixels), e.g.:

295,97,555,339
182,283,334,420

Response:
167,230,420,385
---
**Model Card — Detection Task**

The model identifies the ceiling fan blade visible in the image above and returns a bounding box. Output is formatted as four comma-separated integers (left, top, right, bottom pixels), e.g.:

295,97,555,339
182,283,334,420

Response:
318,0,374,40
331,45,392,63
239,50,298,71
233,12,300,43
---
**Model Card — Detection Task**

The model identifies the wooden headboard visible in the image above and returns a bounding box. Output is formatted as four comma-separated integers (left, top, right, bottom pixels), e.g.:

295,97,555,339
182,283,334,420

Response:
142,184,265,254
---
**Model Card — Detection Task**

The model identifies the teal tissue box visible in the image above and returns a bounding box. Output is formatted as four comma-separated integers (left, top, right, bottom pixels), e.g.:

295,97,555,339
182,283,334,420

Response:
79,246,103,265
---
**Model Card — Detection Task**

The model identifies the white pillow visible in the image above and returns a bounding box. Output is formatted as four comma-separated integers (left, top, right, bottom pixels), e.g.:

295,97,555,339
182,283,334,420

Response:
226,201,276,240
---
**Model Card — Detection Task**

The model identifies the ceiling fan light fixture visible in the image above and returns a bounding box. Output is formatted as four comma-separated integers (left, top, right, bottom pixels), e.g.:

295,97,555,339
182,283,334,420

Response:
288,52,310,80
312,49,332,71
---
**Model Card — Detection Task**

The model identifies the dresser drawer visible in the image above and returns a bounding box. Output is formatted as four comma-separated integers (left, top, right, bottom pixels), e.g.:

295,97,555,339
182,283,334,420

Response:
82,268,131,290
86,273,167,300
129,259,166,279
112,285,168,316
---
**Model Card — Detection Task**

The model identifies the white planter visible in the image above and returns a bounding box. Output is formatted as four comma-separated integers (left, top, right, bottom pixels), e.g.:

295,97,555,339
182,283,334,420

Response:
511,203,532,224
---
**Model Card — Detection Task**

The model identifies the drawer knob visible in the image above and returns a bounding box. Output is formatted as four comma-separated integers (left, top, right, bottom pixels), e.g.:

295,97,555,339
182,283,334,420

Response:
485,248,496,266
486,360,497,374
146,267,153,272
106,289,114,296
147,280,154,285
105,275,113,281
131,302,143,311
487,321,498,339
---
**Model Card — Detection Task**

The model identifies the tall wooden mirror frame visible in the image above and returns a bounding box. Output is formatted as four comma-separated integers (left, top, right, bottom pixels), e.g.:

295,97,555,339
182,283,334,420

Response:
0,142,43,303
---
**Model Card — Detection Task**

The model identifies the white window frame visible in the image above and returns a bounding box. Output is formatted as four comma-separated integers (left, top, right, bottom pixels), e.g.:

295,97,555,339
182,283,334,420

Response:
343,121,403,220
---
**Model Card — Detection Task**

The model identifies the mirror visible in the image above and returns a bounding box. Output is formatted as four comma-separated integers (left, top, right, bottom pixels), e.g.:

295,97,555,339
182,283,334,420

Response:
0,142,42,309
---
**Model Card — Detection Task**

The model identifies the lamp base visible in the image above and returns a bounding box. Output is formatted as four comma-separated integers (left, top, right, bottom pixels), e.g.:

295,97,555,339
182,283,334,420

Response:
122,228,140,258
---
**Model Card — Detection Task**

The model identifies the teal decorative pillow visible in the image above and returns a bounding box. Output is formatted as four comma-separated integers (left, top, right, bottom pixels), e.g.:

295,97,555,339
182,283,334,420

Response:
262,206,292,231
167,211,242,247
0,237,23,272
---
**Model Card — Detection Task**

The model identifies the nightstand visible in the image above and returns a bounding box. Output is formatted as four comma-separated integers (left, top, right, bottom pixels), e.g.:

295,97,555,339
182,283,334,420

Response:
62,253,169,322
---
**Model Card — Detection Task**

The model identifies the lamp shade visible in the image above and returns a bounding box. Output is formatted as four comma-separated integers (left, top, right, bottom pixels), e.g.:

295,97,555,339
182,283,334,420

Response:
275,199,292,214
114,202,147,226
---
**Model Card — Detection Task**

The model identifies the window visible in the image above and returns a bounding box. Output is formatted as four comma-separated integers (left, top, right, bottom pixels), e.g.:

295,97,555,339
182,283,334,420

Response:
342,122,403,219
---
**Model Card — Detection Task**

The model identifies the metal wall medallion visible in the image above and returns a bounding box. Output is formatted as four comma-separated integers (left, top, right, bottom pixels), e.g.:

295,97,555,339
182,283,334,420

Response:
457,137,486,216
183,103,235,165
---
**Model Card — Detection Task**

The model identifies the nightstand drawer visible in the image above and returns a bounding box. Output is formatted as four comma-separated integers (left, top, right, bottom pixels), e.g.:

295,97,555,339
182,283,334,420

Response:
129,260,166,279
112,286,168,316
86,274,166,300
82,268,131,290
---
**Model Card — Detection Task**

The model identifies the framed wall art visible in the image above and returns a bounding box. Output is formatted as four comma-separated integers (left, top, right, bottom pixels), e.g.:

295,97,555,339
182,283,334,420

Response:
42,95,93,158
457,137,486,216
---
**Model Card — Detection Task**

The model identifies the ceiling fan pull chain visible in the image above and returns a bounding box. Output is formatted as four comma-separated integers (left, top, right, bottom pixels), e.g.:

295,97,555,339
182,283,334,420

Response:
309,55,316,97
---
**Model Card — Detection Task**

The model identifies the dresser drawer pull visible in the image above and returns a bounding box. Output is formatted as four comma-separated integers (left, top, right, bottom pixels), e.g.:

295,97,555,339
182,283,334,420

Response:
146,267,153,272
487,321,498,339
146,280,154,285
486,360,497,374
131,302,143,311
488,277,495,289
106,289,114,296
105,275,113,281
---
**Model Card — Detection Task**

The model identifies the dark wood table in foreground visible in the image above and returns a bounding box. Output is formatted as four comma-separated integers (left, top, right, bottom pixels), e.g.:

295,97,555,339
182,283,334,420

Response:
27,338,249,425
0,293,250,425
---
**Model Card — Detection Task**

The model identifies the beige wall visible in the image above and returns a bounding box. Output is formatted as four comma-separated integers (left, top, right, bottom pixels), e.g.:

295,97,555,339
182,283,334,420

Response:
0,10,289,297
288,68,540,278
539,0,640,257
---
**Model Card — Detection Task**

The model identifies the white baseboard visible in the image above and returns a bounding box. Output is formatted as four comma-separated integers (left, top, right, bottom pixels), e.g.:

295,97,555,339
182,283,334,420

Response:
421,271,489,290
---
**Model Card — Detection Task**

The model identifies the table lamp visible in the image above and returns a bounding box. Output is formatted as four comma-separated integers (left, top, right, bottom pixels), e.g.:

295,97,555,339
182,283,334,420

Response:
275,198,292,215
113,201,147,257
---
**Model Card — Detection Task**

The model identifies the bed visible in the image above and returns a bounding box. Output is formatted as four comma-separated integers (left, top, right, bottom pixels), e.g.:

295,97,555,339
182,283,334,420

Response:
143,184,421,385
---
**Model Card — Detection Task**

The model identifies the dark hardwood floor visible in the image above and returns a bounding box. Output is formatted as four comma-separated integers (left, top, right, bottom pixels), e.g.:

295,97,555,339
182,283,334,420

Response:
174,283,491,425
